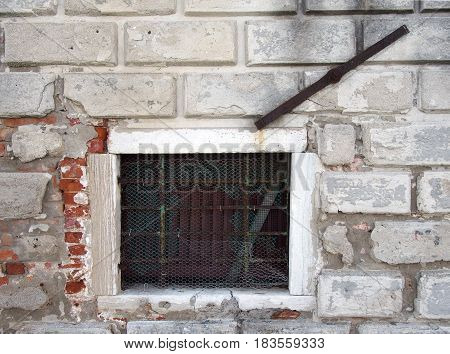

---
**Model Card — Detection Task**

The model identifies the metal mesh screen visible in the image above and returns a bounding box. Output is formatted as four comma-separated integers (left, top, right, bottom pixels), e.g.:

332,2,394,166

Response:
120,153,290,289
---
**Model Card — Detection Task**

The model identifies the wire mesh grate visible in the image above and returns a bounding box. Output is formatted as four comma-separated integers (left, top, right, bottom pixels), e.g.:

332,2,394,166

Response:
120,153,290,289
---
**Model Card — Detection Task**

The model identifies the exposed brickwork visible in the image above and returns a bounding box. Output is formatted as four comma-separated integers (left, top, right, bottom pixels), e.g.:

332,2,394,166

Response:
65,280,86,294
5,262,26,275
64,232,83,244
1,114,57,127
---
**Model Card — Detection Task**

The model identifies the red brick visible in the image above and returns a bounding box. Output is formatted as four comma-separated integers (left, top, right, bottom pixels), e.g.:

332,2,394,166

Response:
59,179,83,192
0,276,8,287
0,127,14,141
61,163,84,179
0,234,13,247
271,310,301,320
65,232,83,243
1,114,57,127
68,244,86,256
59,158,87,168
64,217,82,230
95,127,108,141
5,262,26,275
65,280,86,294
63,193,76,205
59,262,83,269
64,205,89,217
0,249,18,261
87,138,104,153
67,117,81,126
0,143,6,157
16,159,58,173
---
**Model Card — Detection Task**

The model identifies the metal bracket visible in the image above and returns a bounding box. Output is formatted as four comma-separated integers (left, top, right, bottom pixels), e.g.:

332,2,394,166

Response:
255,25,410,130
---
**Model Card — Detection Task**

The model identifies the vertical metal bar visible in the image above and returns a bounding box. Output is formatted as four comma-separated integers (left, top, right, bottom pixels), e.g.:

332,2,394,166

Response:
243,155,250,277
159,155,167,286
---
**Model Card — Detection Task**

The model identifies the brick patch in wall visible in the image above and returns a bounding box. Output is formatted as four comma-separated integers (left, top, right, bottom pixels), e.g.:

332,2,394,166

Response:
58,156,90,296
5,262,26,275
1,114,58,127
65,280,86,295
0,276,8,287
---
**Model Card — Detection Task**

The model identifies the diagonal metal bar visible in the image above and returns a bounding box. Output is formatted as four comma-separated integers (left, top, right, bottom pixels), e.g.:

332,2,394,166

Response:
255,25,410,130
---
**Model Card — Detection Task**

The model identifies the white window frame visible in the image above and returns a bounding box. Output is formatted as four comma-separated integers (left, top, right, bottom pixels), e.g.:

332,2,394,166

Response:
89,127,322,312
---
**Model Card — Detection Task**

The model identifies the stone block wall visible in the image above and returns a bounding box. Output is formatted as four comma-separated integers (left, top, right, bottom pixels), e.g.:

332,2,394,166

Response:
0,0,449,334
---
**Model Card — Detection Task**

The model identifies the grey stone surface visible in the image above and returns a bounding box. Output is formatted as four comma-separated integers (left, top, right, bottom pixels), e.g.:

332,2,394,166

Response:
362,123,450,166
418,171,450,213
246,19,356,65
420,70,450,111
320,172,411,214
13,235,62,262
125,21,236,66
295,70,414,113
64,73,176,118
16,321,118,334
127,320,238,334
0,173,51,219
322,225,354,264
0,73,55,117
185,72,300,117
241,319,351,334
421,0,450,11
63,124,97,158
12,126,63,163
305,0,413,12
4,22,117,66
318,124,356,165
66,0,176,15
364,18,450,62
0,287,48,311
370,221,450,264
358,322,450,334
0,0,57,16
185,0,297,14
318,270,404,318
416,270,450,319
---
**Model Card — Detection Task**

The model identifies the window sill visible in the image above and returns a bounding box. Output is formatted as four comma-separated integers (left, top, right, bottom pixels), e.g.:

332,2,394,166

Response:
97,287,316,314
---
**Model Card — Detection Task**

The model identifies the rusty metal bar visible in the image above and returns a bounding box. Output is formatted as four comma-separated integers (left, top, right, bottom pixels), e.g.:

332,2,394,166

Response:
255,25,410,130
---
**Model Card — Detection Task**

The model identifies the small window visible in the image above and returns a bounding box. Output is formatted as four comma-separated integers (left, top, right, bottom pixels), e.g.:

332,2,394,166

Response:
119,153,290,290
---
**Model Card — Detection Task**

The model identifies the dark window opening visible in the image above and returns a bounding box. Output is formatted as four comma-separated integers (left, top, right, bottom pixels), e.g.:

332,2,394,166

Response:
119,153,290,289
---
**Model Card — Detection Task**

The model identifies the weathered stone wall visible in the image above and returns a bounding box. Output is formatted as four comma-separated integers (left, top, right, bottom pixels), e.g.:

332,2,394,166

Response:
0,0,449,334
